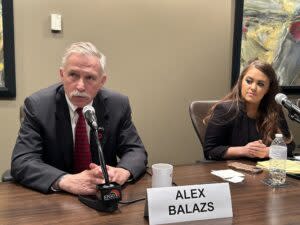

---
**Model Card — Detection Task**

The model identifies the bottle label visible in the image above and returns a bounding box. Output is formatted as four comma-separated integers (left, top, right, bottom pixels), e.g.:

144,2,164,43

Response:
269,146,287,160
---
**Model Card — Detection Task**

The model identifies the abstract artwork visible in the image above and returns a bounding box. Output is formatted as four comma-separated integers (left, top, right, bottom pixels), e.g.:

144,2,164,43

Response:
0,3,3,87
232,0,300,93
0,0,15,98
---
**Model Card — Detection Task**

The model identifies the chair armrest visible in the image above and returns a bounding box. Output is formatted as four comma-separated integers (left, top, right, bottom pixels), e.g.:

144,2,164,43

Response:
1,169,14,182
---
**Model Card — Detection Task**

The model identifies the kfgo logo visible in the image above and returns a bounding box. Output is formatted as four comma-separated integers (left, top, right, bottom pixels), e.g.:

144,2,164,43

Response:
104,189,121,201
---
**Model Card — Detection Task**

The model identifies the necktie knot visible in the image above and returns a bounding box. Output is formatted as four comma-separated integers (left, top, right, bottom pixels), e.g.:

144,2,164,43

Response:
76,107,83,115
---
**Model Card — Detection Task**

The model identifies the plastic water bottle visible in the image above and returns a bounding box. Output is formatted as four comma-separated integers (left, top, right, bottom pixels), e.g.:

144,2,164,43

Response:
269,133,287,186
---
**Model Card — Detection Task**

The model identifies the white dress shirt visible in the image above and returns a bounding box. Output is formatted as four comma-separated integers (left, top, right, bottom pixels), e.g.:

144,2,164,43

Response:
64,94,93,143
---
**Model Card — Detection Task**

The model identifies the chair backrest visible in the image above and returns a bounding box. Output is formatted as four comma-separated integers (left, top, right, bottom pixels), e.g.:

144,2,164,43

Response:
1,105,24,182
189,100,218,148
20,105,25,123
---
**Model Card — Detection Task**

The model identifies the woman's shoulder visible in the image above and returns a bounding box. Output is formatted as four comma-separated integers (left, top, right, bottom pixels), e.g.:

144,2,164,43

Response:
210,100,242,123
214,100,241,114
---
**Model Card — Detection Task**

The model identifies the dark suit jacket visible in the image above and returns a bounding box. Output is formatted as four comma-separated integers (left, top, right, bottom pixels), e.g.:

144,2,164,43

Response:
204,101,295,160
11,83,148,193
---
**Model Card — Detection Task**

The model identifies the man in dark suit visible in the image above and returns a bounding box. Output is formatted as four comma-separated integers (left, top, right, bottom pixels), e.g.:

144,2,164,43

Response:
11,42,147,194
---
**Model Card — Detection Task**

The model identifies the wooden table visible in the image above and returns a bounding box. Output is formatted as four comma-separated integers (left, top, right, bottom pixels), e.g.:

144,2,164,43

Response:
0,161,299,225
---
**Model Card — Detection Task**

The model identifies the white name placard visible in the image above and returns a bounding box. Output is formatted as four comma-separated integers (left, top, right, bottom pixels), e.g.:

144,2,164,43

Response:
147,183,232,225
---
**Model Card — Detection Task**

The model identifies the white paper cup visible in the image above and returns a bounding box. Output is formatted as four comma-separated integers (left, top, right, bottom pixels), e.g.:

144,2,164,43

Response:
151,163,173,187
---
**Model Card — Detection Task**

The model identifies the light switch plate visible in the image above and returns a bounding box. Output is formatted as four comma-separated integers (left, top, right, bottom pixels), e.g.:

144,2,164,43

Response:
51,14,62,32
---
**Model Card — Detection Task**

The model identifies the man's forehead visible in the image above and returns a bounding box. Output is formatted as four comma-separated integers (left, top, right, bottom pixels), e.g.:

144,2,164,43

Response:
67,53,99,63
64,55,102,72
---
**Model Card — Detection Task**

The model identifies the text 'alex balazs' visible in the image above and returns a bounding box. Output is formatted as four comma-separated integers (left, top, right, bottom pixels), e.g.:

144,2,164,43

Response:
168,188,215,215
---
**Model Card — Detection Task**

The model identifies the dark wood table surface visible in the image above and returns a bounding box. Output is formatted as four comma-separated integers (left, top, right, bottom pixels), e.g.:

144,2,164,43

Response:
0,161,299,225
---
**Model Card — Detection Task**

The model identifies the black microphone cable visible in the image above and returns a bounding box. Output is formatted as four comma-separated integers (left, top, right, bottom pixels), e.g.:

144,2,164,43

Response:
118,169,151,205
119,197,146,204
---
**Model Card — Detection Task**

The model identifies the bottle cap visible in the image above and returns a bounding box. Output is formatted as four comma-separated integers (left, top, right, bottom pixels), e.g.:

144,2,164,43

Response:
275,133,283,138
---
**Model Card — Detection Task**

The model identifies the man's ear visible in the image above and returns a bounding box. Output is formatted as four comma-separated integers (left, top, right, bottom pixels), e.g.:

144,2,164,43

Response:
100,74,107,86
59,68,64,80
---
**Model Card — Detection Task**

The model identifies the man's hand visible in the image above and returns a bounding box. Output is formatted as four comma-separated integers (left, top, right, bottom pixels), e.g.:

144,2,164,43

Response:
244,140,269,159
58,165,105,195
107,166,131,185
89,163,131,185
58,163,131,195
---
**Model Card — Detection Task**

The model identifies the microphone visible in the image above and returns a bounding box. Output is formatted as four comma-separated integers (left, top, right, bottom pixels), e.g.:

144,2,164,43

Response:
79,105,122,212
83,105,98,130
275,93,300,115
83,106,109,183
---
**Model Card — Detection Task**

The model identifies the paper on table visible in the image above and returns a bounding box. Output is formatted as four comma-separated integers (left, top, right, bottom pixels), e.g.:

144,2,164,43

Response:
211,169,245,179
294,156,300,161
211,169,245,183
257,160,300,174
226,176,245,183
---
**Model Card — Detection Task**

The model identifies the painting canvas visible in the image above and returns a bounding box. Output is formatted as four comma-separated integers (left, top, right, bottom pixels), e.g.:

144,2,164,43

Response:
0,0,15,98
232,0,300,93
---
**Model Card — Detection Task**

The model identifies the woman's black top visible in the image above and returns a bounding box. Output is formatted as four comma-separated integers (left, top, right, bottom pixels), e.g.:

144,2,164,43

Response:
204,101,295,160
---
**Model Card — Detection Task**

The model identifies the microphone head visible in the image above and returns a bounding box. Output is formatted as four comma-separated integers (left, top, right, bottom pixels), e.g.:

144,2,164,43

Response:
275,93,287,105
83,105,98,129
83,105,95,115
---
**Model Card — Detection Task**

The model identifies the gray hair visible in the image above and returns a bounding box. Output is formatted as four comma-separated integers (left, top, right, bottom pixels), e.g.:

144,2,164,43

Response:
61,42,106,73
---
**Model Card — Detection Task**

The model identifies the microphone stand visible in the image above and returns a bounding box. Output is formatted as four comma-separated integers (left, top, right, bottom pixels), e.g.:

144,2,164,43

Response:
78,126,122,212
288,111,300,124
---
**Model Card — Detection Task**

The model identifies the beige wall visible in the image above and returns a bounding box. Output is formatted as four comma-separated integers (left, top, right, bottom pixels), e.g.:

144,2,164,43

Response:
0,0,235,176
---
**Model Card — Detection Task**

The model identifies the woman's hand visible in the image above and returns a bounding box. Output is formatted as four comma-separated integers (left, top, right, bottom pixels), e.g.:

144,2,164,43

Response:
244,140,269,158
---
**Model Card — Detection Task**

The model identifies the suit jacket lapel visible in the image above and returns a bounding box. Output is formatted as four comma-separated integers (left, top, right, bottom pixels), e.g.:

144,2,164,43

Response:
55,86,74,172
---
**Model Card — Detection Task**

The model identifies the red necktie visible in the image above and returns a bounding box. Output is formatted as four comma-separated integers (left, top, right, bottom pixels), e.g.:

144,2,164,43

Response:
73,108,91,173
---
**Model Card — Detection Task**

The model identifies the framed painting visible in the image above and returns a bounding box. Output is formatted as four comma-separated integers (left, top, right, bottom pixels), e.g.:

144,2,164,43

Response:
0,0,15,98
232,0,300,93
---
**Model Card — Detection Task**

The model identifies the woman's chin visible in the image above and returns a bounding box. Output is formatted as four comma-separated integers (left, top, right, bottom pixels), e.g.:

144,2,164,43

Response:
245,97,260,105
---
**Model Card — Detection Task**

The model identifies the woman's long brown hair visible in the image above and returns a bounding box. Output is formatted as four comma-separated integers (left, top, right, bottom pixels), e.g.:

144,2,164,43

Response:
205,59,291,145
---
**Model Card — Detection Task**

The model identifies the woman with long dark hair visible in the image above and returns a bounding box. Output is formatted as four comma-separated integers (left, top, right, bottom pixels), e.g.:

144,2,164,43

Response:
204,59,295,160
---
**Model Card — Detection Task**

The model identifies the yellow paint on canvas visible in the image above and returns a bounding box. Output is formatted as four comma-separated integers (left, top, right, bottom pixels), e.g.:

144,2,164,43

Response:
241,0,300,67
243,22,285,64
280,0,296,14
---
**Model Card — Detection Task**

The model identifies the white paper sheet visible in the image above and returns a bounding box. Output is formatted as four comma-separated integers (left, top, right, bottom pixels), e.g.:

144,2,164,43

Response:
211,169,245,183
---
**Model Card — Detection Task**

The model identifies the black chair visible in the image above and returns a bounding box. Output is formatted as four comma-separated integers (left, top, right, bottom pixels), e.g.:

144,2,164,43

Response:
189,100,218,161
1,105,24,182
